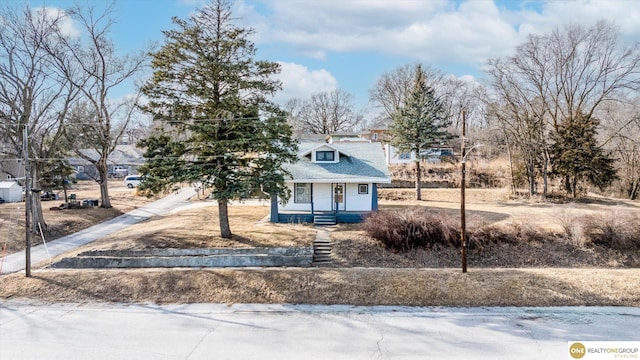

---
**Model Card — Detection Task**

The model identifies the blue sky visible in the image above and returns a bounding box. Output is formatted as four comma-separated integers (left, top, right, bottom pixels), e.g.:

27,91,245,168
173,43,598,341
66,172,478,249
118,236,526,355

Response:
31,0,640,111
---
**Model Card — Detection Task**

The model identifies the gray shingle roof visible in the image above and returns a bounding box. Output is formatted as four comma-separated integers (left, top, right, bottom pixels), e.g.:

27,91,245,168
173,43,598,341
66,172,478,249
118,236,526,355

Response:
67,145,145,166
284,141,391,183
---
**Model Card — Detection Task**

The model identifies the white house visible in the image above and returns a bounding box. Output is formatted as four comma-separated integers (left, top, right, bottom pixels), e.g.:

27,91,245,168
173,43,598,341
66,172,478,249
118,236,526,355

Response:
273,141,391,224
384,143,416,164
0,181,22,203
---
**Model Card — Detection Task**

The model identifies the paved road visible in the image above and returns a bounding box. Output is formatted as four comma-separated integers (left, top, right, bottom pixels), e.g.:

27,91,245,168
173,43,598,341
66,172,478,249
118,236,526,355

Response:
0,187,196,275
1,303,638,360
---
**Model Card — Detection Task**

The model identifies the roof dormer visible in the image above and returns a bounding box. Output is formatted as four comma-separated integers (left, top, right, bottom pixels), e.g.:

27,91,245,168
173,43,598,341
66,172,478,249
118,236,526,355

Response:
299,143,350,164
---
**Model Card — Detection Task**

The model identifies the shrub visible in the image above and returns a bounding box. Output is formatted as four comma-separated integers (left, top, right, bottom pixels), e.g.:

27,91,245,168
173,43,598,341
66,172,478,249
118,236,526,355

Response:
364,209,547,252
468,224,515,248
363,208,459,252
582,210,640,251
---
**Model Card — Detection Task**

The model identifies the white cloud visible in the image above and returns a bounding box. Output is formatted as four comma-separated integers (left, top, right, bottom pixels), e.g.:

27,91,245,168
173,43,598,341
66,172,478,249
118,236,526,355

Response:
33,7,80,38
272,62,338,105
241,1,517,63
242,0,640,69
515,0,640,43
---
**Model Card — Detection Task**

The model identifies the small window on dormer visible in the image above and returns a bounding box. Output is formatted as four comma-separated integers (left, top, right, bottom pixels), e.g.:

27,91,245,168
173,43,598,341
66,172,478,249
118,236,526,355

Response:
316,150,335,162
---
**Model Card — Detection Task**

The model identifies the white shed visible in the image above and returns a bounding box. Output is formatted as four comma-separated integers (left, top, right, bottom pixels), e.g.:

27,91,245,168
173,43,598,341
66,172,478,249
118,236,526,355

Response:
0,181,22,203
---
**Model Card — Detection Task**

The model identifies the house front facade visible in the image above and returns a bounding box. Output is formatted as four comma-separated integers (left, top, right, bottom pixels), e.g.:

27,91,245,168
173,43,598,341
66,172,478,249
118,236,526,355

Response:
274,141,391,224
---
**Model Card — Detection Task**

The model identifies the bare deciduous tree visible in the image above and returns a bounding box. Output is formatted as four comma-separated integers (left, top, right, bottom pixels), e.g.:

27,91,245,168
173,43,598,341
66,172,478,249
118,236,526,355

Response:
486,21,640,196
0,4,80,230
292,89,362,135
369,63,444,126
486,56,549,196
283,98,306,138
49,2,151,208
600,100,640,200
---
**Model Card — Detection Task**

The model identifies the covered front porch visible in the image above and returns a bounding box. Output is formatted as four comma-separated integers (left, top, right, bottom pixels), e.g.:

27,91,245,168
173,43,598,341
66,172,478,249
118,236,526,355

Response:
273,182,380,224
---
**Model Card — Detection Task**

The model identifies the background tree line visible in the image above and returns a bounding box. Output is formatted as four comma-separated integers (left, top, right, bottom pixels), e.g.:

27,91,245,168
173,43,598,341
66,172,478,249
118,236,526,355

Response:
364,21,640,201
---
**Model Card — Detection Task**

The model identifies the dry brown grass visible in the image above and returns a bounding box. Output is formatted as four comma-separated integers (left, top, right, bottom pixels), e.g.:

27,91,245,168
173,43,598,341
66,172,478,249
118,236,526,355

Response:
0,181,156,254
78,203,317,252
2,184,640,306
1,268,638,306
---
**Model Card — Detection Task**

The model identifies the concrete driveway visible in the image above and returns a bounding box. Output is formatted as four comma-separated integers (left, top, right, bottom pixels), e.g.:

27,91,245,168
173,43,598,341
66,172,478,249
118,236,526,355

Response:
1,187,196,275
1,303,638,360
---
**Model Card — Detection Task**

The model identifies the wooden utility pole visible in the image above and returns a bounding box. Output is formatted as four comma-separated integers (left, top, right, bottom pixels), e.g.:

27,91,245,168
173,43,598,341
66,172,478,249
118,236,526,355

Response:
460,111,467,273
23,128,31,277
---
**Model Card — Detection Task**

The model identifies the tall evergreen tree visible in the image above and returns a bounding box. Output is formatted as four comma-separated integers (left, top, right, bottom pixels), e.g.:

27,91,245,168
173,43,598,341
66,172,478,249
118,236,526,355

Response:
390,65,453,200
139,0,297,238
550,113,617,198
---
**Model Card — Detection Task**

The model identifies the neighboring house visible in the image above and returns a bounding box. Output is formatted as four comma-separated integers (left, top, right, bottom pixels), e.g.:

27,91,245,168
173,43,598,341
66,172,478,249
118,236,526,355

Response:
325,132,363,143
0,181,22,203
274,141,391,224
68,145,146,180
361,127,389,143
0,159,24,182
0,142,24,182
420,148,455,164
384,143,417,164
384,144,455,165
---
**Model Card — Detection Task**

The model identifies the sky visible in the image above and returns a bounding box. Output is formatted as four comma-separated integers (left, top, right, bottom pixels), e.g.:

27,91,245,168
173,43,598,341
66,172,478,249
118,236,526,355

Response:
30,0,640,111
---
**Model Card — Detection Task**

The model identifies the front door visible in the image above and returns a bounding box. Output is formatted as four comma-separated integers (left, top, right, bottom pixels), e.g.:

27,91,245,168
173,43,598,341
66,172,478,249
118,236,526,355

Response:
333,183,345,211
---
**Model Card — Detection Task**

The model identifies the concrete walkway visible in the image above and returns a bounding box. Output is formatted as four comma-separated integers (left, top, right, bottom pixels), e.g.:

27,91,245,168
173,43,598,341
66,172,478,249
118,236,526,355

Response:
1,187,196,275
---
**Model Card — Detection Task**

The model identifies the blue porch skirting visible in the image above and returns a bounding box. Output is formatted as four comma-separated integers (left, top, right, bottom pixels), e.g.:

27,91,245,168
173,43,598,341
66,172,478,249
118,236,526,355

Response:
278,213,367,224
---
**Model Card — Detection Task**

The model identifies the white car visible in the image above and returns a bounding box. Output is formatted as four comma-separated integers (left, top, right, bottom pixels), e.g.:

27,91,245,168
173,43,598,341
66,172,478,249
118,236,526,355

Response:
123,175,142,188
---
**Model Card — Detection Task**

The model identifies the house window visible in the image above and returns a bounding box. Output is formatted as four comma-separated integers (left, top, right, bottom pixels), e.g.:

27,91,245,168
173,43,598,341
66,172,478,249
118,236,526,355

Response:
77,166,84,173
315,150,335,162
398,152,411,160
358,184,368,194
372,133,378,141
294,183,311,203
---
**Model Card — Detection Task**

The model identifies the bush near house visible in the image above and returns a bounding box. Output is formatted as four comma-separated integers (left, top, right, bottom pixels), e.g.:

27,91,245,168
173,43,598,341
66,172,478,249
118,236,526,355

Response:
363,208,523,252
561,210,640,251
363,208,459,251
363,207,640,253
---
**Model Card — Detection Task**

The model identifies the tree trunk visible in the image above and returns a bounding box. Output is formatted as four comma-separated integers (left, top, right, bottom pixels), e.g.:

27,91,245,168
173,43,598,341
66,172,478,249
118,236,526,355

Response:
415,160,422,200
97,160,112,208
31,169,46,232
542,148,549,196
505,135,516,195
527,160,535,197
63,179,69,203
218,200,232,238
628,178,639,200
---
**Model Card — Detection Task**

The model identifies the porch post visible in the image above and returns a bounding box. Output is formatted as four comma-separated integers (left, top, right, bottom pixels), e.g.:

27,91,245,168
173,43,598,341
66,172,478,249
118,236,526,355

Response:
333,182,338,214
372,183,379,211
310,183,314,215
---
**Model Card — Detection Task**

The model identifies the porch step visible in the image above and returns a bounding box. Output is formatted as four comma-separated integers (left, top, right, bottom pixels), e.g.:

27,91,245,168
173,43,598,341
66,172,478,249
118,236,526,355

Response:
313,238,332,264
314,214,337,226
